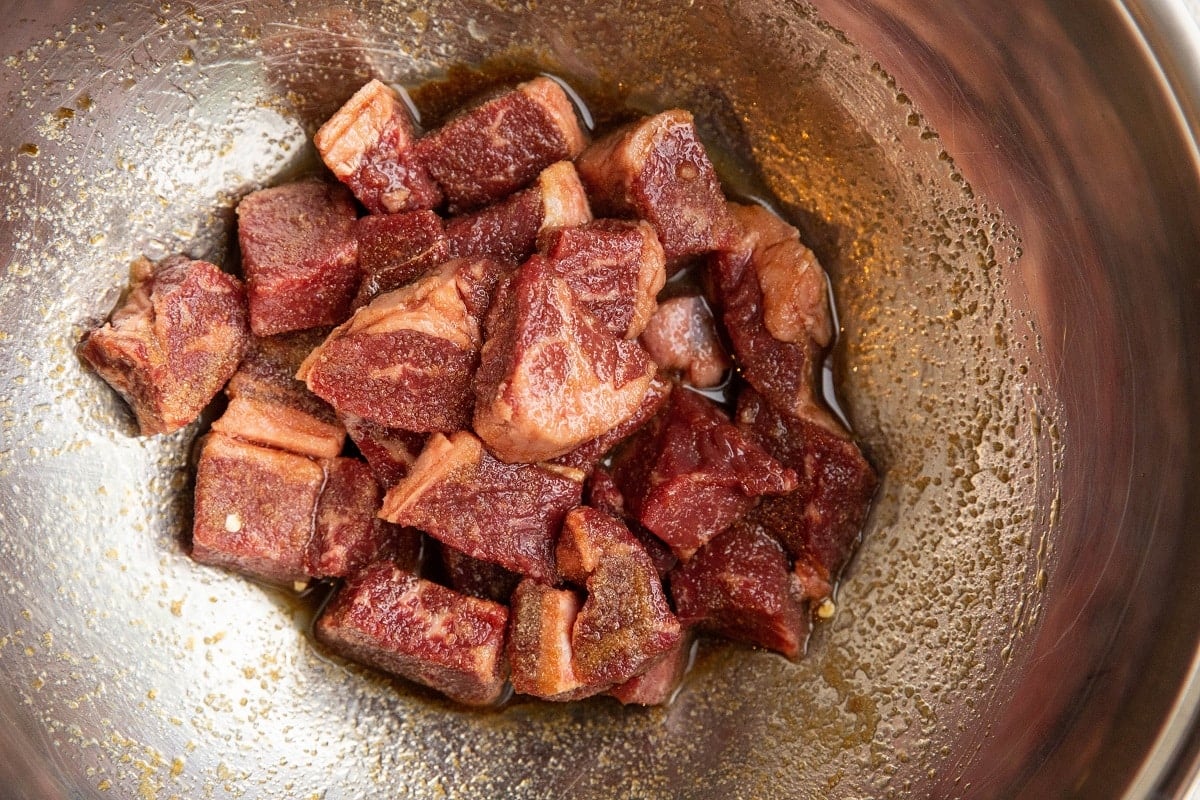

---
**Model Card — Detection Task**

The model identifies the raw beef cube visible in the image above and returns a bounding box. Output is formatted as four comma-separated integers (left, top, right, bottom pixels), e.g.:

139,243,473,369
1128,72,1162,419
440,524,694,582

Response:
609,628,694,706
575,110,732,269
416,77,588,212
353,210,449,308
81,256,248,435
610,388,798,561
473,256,657,463
314,79,442,214
237,179,360,336
437,543,522,604
669,519,809,659
557,507,681,685
308,457,397,579
737,387,877,599
298,257,508,432
584,467,679,578
538,219,666,339
551,374,671,472
379,431,583,582
315,562,509,706
639,296,731,388
191,433,324,585
211,330,346,459
710,203,834,417
446,161,592,265
340,413,427,489
507,579,592,699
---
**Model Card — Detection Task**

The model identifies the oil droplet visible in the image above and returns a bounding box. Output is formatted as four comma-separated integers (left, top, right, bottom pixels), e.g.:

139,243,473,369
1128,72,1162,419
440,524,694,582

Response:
76,93,94,112
18,143,39,157
179,47,195,65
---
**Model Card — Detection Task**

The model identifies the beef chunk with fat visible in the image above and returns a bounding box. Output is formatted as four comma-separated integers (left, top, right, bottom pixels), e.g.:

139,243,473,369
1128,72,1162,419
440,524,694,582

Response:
379,431,583,582
609,627,694,706
576,110,732,270
610,387,797,561
507,579,593,700
314,79,442,214
538,218,666,340
210,330,346,459
237,180,360,336
737,387,877,601
639,295,731,388
556,507,682,687
436,543,522,604
191,433,325,584
551,374,671,473
81,256,248,436
446,161,592,265
416,77,588,212
584,467,679,578
353,210,449,308
669,519,809,659
340,413,427,489
710,203,834,417
473,256,656,464
298,257,507,432
315,562,509,706
308,457,408,579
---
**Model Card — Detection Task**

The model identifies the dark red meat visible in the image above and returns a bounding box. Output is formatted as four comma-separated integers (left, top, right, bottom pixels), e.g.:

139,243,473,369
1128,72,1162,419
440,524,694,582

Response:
353,210,449,308
437,543,522,605
575,110,733,270
191,433,324,585
416,77,588,212
737,387,877,600
308,457,397,579
538,218,666,339
710,203,834,418
610,387,797,560
340,413,427,489
557,507,681,686
211,330,345,459
314,562,509,706
473,256,656,463
507,579,592,700
379,431,583,582
609,627,694,706
314,79,442,214
298,258,507,432
81,256,248,435
669,519,809,659
446,161,591,264
237,179,360,336
640,295,731,388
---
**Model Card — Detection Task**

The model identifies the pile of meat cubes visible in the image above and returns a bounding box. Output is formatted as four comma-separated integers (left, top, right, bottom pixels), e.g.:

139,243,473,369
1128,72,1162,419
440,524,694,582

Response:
80,76,876,706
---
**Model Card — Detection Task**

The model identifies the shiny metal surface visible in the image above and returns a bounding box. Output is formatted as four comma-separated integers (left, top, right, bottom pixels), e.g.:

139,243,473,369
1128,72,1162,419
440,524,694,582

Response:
0,1,1197,798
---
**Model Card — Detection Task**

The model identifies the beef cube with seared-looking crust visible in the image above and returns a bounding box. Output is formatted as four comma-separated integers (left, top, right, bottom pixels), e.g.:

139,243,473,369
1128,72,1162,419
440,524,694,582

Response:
474,256,657,464
315,562,509,706
737,387,877,602
416,77,588,212
379,431,583,582
81,256,248,436
710,203,834,418
191,433,325,585
576,110,733,270
551,374,671,472
446,161,592,265
669,519,809,659
308,457,402,579
507,579,594,700
237,180,360,336
584,468,679,578
211,330,345,459
314,79,442,215
353,210,449,308
610,388,798,561
340,413,427,489
640,295,731,388
556,507,681,686
299,257,508,432
609,627,694,706
437,543,522,605
538,218,666,340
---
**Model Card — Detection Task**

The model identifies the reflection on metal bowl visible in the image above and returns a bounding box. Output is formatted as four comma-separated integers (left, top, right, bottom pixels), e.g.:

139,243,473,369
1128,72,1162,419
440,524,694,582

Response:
0,1,1198,797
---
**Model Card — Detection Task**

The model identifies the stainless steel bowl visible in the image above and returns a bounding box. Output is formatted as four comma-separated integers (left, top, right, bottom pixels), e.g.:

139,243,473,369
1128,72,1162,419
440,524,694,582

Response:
2,1,1198,797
